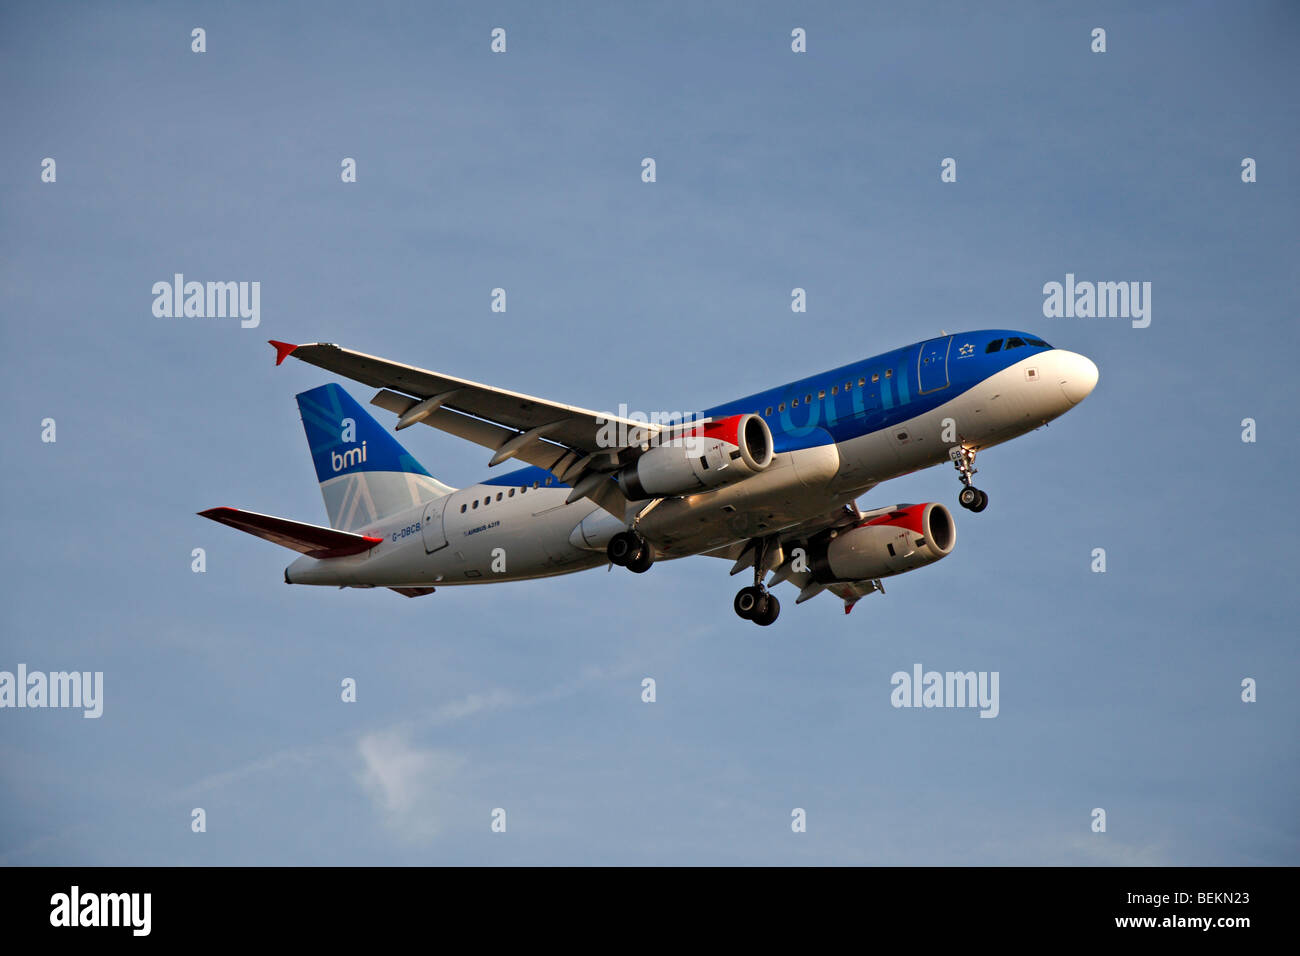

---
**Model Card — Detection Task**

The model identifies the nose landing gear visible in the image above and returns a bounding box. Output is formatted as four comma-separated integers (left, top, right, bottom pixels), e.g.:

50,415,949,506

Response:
950,446,989,513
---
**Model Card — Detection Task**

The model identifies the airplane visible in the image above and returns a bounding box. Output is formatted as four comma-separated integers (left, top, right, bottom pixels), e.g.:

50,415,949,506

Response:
200,331,1098,624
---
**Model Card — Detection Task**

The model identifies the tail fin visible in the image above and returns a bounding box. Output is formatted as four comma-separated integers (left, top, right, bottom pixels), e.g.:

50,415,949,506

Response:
296,383,454,531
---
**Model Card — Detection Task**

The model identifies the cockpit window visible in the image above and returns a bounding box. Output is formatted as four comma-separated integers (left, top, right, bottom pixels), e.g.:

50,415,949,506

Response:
1005,337,1026,349
1026,337,1049,347
985,339,1003,353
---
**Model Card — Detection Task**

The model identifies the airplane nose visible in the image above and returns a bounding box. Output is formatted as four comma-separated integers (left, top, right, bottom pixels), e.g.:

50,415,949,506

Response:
1055,350,1099,406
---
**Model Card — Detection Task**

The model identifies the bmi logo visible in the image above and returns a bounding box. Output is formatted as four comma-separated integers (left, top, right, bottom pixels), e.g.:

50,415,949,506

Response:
331,441,367,472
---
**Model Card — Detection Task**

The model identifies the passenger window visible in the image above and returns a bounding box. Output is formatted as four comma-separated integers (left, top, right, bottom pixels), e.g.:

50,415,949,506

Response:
460,504,467,513
871,373,879,383
830,386,838,396
765,406,772,416
1006,337,1025,349
532,481,539,488
791,399,798,408
483,497,489,506
885,370,892,379
496,492,502,501
472,500,478,509
818,389,825,399
778,403,785,412
985,339,1003,353
845,381,852,390
545,477,553,486
805,394,812,403
508,488,515,497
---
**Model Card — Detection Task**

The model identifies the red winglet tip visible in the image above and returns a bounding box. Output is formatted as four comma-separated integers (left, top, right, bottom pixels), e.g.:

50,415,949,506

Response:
269,340,299,366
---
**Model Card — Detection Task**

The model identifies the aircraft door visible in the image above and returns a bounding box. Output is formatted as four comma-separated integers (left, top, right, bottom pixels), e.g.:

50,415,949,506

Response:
917,336,953,394
422,495,449,553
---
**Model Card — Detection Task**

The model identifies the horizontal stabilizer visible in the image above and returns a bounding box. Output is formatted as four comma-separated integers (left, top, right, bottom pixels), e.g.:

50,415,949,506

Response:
199,507,382,558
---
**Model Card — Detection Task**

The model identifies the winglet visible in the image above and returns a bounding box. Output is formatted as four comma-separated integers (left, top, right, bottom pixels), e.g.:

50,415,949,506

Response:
269,340,299,366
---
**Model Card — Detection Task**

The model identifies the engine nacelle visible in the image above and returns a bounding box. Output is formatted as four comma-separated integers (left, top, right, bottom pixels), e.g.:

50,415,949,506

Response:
809,502,956,583
616,413,774,500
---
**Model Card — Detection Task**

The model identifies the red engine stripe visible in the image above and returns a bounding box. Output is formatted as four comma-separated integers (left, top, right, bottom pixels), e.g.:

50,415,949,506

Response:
865,503,929,536
684,414,743,447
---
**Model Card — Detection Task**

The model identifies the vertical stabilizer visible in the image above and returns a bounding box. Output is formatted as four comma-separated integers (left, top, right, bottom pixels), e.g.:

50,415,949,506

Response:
296,383,454,531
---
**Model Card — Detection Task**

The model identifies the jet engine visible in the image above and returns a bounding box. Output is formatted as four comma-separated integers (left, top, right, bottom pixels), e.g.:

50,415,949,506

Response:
616,413,774,500
807,503,956,582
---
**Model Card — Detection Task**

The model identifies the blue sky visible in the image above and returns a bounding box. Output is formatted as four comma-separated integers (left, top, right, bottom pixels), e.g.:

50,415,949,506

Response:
1,0,1296,865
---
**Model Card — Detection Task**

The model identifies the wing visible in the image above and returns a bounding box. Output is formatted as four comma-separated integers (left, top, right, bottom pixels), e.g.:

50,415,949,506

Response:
270,340,691,518
701,499,893,614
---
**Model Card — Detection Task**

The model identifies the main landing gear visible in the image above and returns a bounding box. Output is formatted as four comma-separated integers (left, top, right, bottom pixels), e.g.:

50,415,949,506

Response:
733,537,781,626
734,585,780,626
607,530,654,573
950,446,989,513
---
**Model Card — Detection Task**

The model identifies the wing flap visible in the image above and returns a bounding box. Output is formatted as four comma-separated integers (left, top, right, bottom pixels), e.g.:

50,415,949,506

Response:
371,389,572,474
199,507,383,558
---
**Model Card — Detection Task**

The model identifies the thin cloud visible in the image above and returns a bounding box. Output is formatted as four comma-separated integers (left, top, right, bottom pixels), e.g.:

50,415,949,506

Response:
355,730,465,839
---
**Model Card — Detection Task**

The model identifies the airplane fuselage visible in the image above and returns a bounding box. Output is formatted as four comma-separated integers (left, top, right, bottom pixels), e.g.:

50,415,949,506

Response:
284,330,1098,590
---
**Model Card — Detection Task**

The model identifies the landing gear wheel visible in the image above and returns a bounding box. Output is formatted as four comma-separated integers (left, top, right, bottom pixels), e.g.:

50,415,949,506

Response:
626,545,655,573
607,531,638,567
734,586,763,620
753,594,781,626
951,446,987,513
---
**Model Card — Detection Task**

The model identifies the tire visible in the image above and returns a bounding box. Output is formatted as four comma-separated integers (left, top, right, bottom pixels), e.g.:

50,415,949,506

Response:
734,586,761,620
607,531,634,566
970,490,988,513
754,594,780,626
627,546,654,573
959,486,979,509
